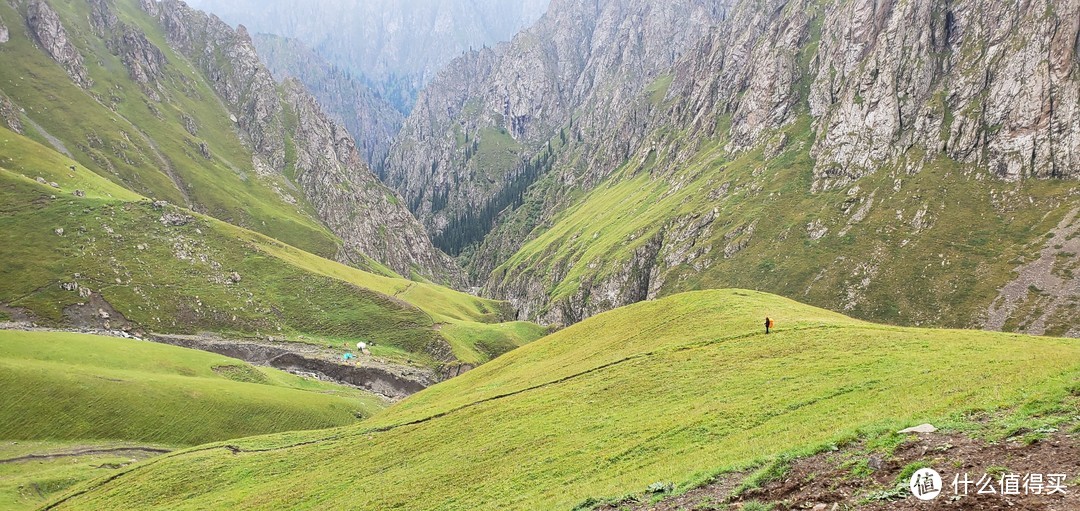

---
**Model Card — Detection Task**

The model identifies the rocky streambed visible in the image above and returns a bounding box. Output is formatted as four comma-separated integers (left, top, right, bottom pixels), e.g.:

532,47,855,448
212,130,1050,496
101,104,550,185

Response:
0,322,439,400
148,334,436,400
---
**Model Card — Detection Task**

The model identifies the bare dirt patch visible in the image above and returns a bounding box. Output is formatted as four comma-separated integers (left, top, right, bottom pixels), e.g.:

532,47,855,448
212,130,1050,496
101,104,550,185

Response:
602,429,1079,511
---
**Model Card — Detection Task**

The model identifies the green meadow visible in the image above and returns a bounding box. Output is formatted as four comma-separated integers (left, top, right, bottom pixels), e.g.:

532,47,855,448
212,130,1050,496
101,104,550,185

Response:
0,330,384,445
0,0,339,257
0,330,385,510
43,290,1080,510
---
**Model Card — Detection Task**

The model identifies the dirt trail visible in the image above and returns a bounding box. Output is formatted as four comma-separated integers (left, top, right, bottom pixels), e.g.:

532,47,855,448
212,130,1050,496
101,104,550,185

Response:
0,447,170,464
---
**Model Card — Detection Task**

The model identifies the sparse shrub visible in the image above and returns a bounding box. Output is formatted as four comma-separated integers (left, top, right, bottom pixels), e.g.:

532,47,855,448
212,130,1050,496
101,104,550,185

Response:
646,481,674,494
863,482,908,502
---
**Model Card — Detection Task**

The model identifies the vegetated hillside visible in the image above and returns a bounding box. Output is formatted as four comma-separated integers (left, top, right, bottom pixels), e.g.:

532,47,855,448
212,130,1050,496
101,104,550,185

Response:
252,33,403,173
383,0,727,261
471,0,1080,332
0,329,383,510
0,0,458,282
2,441,162,511
0,127,543,367
184,0,550,113
43,290,1080,510
0,330,383,445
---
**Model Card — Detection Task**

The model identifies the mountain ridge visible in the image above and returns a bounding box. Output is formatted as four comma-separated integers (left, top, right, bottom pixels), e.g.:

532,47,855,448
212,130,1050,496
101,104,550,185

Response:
139,0,462,283
184,0,551,113
0,0,543,372
382,0,1080,333
383,0,729,261
251,33,404,173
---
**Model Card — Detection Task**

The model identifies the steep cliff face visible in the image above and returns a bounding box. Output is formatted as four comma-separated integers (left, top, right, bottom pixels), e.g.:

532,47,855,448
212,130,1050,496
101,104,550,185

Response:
383,45,502,240
25,0,91,88
482,0,1080,333
280,80,460,282
143,0,287,173
384,0,727,259
807,0,1080,184
89,0,167,100
140,0,460,283
253,33,404,172
647,0,1080,184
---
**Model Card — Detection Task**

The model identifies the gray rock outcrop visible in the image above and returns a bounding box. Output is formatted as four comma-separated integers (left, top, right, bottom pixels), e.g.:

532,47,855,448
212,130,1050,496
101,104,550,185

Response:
141,0,461,283
0,93,22,134
474,0,1080,326
383,0,728,253
145,1,286,171
252,34,404,172
281,80,462,283
25,0,92,88
90,0,167,100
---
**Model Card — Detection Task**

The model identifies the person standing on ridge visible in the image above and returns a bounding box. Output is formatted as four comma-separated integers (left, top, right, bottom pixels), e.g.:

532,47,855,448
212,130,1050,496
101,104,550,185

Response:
765,317,772,334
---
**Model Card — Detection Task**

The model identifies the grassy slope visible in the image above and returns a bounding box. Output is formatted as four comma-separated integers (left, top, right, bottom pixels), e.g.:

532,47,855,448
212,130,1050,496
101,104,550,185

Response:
46,290,1080,510
0,0,346,257
0,330,385,445
494,111,1078,330
0,441,166,511
0,128,541,366
0,330,385,511
487,3,1075,332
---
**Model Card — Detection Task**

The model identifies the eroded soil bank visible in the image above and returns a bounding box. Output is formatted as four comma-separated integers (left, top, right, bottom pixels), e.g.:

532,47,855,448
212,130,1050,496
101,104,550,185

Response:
602,428,1079,511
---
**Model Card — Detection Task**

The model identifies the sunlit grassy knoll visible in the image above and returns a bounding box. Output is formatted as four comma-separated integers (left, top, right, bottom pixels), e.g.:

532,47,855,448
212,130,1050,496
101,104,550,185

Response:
0,330,385,511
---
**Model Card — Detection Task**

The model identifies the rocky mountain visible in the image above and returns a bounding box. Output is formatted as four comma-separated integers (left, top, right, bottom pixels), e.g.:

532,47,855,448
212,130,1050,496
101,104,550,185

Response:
1,0,547,373
252,33,403,173
183,0,550,114
392,0,1080,335
383,0,728,263
0,0,458,283
26,0,92,88
142,0,460,280
277,78,456,277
